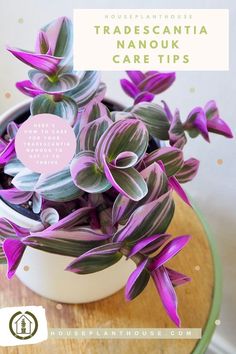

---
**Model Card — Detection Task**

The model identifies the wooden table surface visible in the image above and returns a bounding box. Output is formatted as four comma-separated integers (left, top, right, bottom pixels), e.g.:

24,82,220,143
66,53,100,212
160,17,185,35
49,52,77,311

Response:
0,195,221,354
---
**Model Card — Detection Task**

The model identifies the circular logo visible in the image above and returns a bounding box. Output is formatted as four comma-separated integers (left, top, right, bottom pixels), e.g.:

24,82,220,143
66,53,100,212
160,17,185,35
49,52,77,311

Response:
15,114,76,174
9,311,38,340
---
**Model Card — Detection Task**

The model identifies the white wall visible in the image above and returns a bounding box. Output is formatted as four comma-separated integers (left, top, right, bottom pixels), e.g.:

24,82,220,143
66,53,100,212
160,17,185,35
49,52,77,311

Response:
0,1,235,352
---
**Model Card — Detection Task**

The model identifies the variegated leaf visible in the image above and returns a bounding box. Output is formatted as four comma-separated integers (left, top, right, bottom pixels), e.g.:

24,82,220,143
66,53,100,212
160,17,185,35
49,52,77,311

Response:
12,168,40,191
70,151,111,193
66,243,122,274
125,259,150,301
29,70,80,94
112,162,168,224
0,188,33,205
113,191,174,244
4,158,24,177
131,102,170,139
168,109,187,149
96,118,149,165
35,167,82,202
23,235,105,258
79,98,110,132
103,158,147,201
47,207,93,231
40,208,59,226
78,116,112,152
144,147,184,176
31,94,78,126
68,71,101,107
175,158,200,183
42,16,73,67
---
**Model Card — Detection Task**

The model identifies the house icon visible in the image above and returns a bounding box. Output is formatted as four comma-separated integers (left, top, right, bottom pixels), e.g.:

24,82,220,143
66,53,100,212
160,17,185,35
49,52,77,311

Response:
14,314,32,335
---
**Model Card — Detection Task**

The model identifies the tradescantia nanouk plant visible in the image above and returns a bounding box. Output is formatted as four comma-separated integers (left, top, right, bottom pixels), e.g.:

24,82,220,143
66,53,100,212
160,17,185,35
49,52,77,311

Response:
0,17,233,327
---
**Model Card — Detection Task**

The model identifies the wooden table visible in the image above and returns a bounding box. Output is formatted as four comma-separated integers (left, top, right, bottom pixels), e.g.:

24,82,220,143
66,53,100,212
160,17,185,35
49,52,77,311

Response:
0,195,221,354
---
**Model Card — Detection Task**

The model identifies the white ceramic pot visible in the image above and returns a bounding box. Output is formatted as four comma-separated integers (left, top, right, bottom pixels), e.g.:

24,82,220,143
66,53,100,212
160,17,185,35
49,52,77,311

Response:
0,100,135,303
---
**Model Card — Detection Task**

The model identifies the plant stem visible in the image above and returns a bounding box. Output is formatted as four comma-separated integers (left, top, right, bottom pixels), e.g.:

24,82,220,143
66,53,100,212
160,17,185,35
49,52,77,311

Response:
120,246,147,266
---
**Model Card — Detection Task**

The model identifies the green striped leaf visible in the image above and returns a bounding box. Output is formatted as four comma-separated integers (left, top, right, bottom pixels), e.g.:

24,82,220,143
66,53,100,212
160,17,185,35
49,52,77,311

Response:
70,151,111,193
68,71,101,107
103,161,148,201
144,147,184,176
176,158,200,183
112,162,168,225
4,158,24,177
66,243,122,274
42,17,73,67
31,94,78,126
113,191,175,244
131,102,170,139
24,237,104,258
96,118,149,165
78,116,112,152
125,259,150,301
35,167,82,202
12,168,40,191
169,109,187,149
29,70,80,94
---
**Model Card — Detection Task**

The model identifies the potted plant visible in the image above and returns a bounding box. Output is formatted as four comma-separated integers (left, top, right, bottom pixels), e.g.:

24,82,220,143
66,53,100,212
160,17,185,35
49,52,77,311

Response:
0,17,233,327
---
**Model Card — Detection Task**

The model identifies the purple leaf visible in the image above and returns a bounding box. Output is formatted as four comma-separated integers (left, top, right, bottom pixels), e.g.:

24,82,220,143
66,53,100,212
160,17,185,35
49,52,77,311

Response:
125,259,150,301
168,176,191,206
128,234,171,257
3,239,26,279
166,267,191,287
126,71,145,85
204,100,219,120
134,91,155,104
120,79,140,98
7,47,62,75
187,107,209,142
0,188,33,205
138,72,176,94
151,266,181,327
79,98,109,131
207,116,233,138
149,235,191,271
0,139,15,165
78,116,112,152
162,100,173,123
0,218,29,237
42,16,72,61
16,80,44,97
